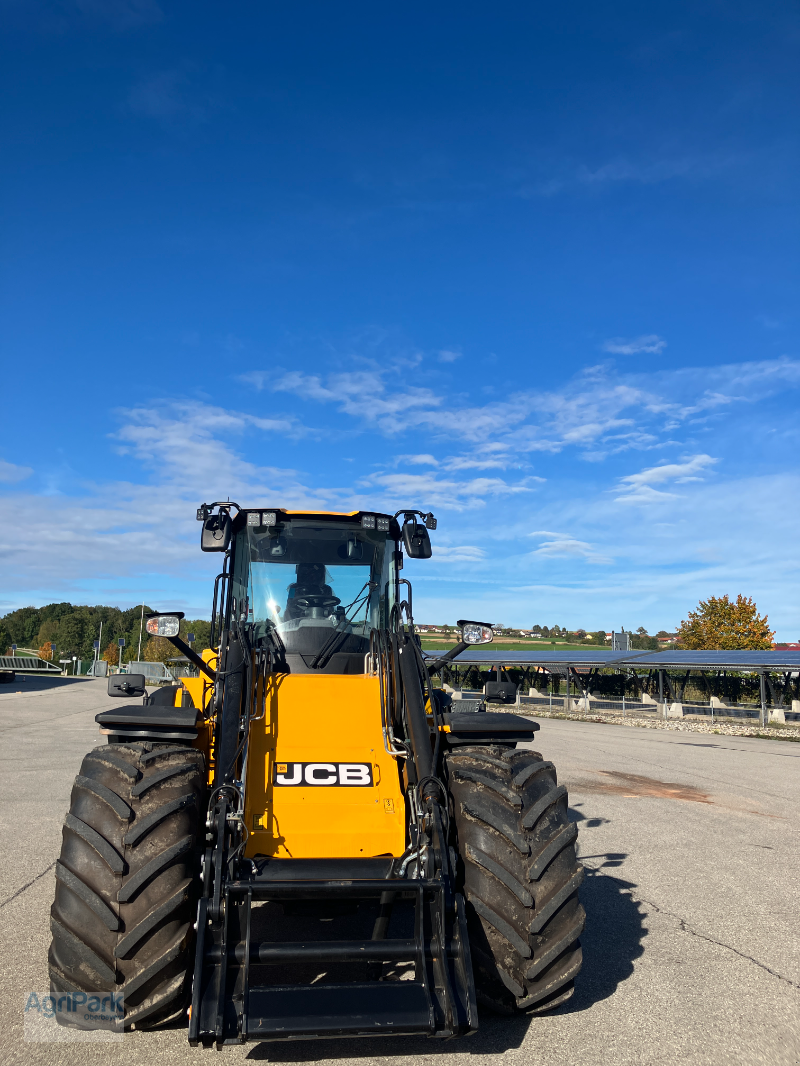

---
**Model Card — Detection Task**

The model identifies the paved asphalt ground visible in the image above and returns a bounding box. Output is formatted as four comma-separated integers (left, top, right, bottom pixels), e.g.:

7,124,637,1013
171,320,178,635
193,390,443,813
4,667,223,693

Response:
1,676,798,1066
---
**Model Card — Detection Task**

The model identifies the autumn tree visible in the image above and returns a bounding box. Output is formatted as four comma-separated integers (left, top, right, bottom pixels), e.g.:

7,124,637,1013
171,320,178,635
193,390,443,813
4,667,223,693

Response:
143,636,176,664
101,640,122,666
677,594,773,650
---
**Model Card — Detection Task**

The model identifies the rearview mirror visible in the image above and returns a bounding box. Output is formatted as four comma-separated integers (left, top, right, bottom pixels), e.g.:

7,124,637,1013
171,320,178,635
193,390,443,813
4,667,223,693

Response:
402,518,432,559
457,619,494,645
108,673,146,698
201,512,232,553
345,535,363,560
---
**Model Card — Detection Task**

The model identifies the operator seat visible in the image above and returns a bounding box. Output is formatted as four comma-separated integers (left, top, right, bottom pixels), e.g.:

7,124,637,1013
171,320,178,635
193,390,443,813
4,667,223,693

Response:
284,563,341,621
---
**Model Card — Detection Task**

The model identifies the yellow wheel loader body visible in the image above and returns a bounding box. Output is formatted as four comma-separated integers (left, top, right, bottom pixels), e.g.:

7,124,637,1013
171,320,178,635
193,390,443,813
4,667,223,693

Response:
51,502,581,1045
243,673,406,859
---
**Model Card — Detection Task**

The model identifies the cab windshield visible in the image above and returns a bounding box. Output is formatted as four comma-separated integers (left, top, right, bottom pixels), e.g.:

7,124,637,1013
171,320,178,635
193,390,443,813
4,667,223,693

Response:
232,519,395,661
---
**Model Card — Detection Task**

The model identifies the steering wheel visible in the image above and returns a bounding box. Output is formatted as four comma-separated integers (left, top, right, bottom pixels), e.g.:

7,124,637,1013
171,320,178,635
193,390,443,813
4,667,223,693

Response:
293,594,341,613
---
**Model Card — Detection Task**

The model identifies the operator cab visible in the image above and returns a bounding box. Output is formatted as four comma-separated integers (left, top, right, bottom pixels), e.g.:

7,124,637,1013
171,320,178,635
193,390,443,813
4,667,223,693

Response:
230,510,401,674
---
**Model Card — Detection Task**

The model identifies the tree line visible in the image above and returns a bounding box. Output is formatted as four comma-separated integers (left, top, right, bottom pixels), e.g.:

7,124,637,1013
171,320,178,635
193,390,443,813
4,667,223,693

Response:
430,596,775,651
0,603,212,665
0,593,775,661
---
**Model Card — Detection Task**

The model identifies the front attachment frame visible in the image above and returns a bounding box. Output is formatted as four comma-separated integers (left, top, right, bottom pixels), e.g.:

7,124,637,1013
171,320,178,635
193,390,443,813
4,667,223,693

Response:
188,858,477,1046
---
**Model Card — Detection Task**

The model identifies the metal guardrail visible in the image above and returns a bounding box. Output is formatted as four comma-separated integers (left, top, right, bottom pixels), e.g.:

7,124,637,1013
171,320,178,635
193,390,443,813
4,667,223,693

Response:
0,655,61,674
123,661,179,682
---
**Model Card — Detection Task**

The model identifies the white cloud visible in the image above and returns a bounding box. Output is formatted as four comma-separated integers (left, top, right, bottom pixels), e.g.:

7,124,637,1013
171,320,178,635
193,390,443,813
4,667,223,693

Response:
2,378,799,639
442,454,512,471
243,356,800,483
271,369,442,427
505,472,800,637
113,402,310,493
0,404,332,606
239,371,269,391
615,454,718,503
0,459,33,483
430,545,487,563
529,530,612,564
398,454,439,466
438,349,462,363
363,471,533,511
602,334,667,355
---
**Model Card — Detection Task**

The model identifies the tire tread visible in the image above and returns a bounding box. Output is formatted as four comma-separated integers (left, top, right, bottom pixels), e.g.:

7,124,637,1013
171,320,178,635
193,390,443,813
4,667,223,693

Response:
446,744,583,1014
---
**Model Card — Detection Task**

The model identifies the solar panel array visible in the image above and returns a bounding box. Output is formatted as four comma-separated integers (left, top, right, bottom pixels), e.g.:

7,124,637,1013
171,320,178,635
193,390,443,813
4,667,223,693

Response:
422,647,800,671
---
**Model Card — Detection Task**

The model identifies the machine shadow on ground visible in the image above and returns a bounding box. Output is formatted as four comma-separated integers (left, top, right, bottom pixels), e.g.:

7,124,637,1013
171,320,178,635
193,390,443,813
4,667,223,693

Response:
564,804,647,1013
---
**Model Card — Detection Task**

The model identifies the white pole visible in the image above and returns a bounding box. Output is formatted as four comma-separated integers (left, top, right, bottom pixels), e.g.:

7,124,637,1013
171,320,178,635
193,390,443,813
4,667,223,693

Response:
137,603,145,662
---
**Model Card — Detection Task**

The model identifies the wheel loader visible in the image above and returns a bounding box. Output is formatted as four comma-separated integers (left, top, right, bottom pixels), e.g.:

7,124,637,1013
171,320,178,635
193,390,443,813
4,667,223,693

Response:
48,504,584,1044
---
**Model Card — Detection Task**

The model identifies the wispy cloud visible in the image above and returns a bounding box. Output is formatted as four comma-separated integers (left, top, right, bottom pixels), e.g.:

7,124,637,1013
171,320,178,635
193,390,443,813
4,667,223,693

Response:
2,380,799,637
438,349,462,363
363,471,534,511
519,152,744,199
441,454,518,471
529,530,612,564
398,454,439,466
430,544,486,562
127,65,220,124
0,459,33,483
615,454,718,503
112,402,313,497
602,334,667,355
246,356,800,477
578,155,734,185
271,369,442,427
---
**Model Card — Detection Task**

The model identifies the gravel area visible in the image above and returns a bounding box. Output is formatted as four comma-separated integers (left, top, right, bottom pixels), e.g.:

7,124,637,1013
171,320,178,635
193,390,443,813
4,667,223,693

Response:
516,707,800,740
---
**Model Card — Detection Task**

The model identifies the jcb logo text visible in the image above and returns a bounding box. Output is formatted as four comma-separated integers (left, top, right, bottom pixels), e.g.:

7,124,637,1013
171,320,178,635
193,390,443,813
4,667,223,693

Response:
273,762,373,787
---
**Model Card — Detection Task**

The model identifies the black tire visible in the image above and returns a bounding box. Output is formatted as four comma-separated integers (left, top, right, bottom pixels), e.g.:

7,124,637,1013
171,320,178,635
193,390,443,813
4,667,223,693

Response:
446,745,584,1014
48,742,206,1029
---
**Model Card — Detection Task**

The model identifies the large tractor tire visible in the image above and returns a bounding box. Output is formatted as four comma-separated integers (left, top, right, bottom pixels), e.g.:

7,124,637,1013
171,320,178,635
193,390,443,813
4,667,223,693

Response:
446,745,584,1014
48,742,206,1029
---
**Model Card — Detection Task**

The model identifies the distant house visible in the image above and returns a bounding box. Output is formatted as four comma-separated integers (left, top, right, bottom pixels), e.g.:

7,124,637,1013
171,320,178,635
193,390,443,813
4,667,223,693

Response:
658,636,678,645
773,642,800,649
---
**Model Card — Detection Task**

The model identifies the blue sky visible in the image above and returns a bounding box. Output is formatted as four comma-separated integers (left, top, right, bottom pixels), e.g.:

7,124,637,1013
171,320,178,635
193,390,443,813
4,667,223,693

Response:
1,0,798,637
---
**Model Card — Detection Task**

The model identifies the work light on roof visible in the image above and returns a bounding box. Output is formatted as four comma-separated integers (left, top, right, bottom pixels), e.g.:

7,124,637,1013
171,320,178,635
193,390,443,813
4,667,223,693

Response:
361,514,376,529
376,517,390,531
247,510,277,527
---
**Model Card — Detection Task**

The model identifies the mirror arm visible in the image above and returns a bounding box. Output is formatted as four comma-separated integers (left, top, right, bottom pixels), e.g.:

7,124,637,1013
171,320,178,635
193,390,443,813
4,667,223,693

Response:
167,635,217,682
426,641,469,675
